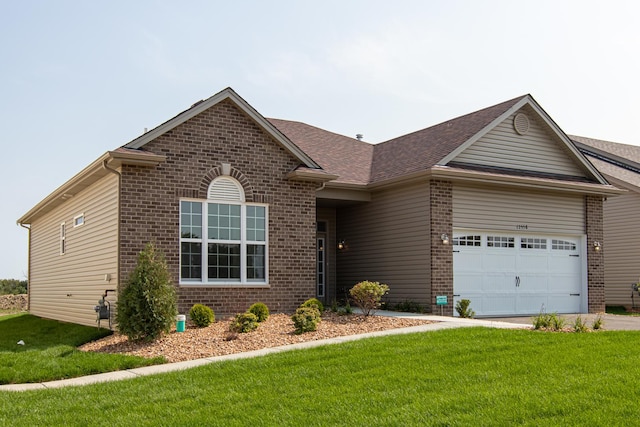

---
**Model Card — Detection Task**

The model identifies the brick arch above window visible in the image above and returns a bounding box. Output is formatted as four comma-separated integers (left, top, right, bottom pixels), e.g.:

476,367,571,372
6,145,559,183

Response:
198,166,254,202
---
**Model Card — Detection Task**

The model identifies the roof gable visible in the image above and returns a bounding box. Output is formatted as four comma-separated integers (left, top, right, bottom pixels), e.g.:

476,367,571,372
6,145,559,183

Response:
124,87,320,169
450,103,587,178
440,95,607,184
369,96,527,183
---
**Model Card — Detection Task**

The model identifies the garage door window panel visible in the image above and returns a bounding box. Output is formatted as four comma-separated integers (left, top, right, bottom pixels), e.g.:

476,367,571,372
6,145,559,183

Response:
453,235,482,246
487,236,514,248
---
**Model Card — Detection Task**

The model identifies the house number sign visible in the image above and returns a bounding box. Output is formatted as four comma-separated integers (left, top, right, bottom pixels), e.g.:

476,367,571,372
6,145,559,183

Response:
516,224,528,230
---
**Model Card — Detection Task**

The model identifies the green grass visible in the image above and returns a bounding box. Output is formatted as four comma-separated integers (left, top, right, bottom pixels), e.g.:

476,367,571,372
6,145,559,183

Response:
0,313,165,384
2,328,640,425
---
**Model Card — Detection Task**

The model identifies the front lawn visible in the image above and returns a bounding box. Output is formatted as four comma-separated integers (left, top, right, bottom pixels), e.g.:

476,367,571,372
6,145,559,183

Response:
0,314,165,384
2,328,640,425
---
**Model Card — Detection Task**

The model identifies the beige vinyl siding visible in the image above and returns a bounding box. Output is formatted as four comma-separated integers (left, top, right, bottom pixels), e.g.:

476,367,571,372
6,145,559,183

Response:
453,107,587,178
453,185,585,234
29,174,119,327
337,181,430,305
602,182,640,306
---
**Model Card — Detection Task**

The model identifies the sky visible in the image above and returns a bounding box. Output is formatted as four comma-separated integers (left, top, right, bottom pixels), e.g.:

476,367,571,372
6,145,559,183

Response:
1,0,640,279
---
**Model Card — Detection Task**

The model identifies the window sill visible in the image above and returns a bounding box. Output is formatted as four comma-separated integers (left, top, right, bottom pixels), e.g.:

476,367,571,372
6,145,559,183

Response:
179,282,270,288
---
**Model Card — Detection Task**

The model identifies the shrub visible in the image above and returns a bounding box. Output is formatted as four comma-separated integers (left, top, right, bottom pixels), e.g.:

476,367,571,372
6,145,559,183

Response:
291,306,321,334
301,298,324,314
573,315,589,333
592,314,604,330
548,313,566,331
532,312,551,330
349,281,389,316
116,243,177,341
189,304,215,328
230,312,258,333
393,300,424,313
455,299,475,319
248,302,270,322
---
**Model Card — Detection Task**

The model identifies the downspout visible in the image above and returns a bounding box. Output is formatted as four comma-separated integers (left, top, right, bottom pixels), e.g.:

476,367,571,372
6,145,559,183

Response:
17,222,31,311
103,159,122,303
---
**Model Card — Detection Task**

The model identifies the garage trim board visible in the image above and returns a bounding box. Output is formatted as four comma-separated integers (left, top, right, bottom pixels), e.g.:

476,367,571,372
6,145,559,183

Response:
452,230,586,317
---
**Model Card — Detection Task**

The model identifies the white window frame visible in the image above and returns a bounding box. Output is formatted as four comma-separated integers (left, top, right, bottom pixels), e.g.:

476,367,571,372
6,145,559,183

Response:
179,177,269,287
60,222,66,255
73,213,85,228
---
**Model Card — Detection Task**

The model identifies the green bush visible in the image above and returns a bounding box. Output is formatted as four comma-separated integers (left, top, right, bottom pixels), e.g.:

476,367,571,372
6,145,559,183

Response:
393,300,425,313
592,314,604,330
116,243,177,341
248,302,270,322
301,298,324,314
291,306,321,334
0,279,27,295
349,281,389,316
455,299,475,318
230,312,258,333
189,304,215,327
573,315,589,333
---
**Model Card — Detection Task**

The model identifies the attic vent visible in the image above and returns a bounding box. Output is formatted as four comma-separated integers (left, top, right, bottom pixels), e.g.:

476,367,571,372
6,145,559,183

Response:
513,113,530,135
208,177,244,202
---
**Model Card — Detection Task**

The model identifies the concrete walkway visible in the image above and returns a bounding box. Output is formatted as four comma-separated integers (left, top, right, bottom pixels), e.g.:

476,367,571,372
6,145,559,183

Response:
1,312,532,392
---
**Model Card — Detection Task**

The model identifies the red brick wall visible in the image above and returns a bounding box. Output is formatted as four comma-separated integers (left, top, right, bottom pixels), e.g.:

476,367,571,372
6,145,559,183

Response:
586,195,605,313
430,179,453,314
119,99,317,316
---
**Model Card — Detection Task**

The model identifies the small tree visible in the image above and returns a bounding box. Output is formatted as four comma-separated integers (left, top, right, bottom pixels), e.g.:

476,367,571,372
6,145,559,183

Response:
116,242,177,341
349,281,389,316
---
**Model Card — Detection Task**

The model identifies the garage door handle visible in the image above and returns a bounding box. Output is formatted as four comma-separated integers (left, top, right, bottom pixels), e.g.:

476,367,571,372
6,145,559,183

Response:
515,276,520,287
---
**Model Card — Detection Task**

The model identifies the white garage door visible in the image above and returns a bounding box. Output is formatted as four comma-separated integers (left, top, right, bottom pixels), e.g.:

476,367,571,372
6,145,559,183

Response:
453,232,584,316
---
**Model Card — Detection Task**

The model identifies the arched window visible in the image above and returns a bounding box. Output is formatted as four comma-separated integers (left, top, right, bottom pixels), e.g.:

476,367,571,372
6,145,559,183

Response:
180,177,267,285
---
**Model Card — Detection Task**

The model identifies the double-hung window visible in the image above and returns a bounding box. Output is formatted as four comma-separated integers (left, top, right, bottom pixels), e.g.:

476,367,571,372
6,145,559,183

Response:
180,177,268,285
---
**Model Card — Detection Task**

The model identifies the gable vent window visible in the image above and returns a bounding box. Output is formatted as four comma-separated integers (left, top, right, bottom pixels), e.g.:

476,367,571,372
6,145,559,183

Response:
208,177,243,202
513,112,530,135
181,176,268,285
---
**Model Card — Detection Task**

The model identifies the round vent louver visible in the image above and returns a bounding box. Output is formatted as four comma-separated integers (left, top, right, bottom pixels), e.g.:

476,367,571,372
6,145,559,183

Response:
513,113,530,135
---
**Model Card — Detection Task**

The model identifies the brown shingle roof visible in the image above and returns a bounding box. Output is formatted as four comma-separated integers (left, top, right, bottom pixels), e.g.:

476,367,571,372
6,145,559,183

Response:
369,96,527,183
571,135,640,165
271,96,527,186
571,135,640,189
268,119,373,185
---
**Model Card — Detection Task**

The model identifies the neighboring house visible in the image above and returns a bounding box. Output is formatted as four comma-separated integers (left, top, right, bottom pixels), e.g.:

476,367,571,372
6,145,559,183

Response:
18,88,621,327
572,136,640,307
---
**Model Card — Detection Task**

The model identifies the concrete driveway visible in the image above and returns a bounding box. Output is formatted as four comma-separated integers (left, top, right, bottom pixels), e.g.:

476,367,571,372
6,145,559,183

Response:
484,313,640,331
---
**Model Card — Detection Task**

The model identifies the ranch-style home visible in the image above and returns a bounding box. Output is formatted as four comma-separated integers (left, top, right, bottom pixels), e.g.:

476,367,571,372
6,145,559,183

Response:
18,87,622,328
571,136,640,308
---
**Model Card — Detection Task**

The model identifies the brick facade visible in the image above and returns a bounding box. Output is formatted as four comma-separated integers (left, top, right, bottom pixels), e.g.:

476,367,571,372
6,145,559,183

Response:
429,179,453,314
119,99,318,316
586,195,605,313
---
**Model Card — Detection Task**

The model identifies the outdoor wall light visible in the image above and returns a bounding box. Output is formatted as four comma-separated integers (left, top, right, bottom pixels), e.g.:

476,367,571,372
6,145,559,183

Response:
337,239,346,250
441,233,450,244
593,241,602,251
